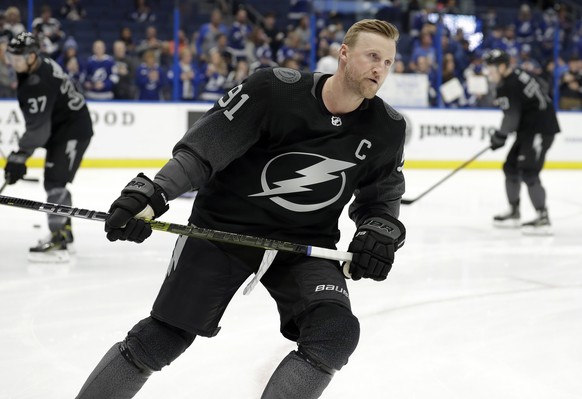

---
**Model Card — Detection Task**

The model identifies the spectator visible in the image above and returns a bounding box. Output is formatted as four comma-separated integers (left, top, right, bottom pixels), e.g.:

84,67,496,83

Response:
32,5,65,58
166,29,189,58
136,50,165,101
56,37,79,68
167,47,199,100
249,45,277,74
276,31,305,67
409,30,436,72
514,4,537,45
0,39,17,97
207,33,234,69
129,0,156,23
262,12,284,59
227,8,252,64
315,42,340,74
559,56,582,110
83,40,117,100
198,50,227,101
0,12,13,43
60,0,86,21
136,26,163,64
119,26,137,55
112,40,138,100
224,59,249,91
57,37,83,87
195,8,229,61
518,43,542,76
3,7,25,38
64,56,82,89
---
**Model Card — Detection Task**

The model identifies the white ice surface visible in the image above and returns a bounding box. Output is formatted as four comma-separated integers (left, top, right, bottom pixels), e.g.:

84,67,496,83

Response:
0,168,581,399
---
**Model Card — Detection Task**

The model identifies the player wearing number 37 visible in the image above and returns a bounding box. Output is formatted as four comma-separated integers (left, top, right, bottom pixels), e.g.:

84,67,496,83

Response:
4,32,93,262
76,19,406,399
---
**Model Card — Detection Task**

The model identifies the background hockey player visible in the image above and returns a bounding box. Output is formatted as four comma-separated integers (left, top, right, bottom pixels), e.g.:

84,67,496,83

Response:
4,32,93,261
76,19,406,399
484,49,560,235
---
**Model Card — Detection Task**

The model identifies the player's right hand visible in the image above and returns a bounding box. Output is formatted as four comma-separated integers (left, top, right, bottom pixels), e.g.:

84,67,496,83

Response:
4,151,28,184
346,215,406,281
490,130,507,151
105,173,169,243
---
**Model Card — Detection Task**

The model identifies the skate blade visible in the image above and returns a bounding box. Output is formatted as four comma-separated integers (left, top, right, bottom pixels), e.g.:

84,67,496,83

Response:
521,226,553,236
493,219,521,229
28,250,71,263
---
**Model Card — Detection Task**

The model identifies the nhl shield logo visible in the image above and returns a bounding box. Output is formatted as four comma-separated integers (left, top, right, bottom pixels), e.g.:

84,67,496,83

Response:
331,116,342,126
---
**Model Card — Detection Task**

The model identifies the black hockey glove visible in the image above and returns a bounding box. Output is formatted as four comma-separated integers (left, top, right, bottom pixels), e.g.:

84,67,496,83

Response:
490,130,507,151
347,215,406,281
105,173,169,243
4,151,28,184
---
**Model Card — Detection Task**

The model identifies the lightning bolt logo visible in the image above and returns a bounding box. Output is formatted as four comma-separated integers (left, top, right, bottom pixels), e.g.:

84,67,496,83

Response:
250,152,356,212
65,139,78,171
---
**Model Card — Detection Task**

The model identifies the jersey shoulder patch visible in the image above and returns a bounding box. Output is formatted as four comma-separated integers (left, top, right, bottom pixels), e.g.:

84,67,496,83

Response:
273,67,301,84
382,101,403,121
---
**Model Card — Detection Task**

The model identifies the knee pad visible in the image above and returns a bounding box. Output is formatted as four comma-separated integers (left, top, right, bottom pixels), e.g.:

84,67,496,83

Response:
502,166,520,183
297,303,360,372
121,316,196,372
521,171,540,187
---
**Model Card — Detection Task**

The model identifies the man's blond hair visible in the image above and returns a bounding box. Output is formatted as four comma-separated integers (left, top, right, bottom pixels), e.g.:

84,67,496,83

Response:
343,19,399,47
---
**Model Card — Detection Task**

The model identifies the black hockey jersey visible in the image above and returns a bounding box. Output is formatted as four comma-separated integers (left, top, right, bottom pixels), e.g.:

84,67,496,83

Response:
16,55,93,155
495,68,560,136
158,68,406,248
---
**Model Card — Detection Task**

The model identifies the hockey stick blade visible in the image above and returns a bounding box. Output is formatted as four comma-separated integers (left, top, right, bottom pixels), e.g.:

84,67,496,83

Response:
22,176,40,182
0,194,354,276
401,146,491,205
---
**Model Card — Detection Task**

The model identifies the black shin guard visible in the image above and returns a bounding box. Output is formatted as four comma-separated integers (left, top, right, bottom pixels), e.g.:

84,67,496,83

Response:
75,343,151,399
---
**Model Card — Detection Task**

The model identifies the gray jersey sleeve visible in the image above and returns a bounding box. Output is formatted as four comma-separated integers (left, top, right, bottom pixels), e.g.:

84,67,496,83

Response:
153,69,272,200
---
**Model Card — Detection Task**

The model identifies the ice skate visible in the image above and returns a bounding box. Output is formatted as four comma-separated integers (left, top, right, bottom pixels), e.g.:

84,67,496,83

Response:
522,208,553,236
28,230,70,263
63,219,76,254
493,204,520,228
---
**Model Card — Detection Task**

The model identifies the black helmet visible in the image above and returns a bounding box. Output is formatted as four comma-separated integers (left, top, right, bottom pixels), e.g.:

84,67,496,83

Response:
7,32,40,56
483,49,510,66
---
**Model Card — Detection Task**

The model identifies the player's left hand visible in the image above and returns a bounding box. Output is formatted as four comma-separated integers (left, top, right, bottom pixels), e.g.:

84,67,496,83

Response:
490,130,507,150
4,151,28,184
105,173,169,243
346,215,406,281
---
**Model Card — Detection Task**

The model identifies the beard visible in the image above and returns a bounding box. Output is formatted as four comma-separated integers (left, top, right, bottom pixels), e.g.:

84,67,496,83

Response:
344,63,378,99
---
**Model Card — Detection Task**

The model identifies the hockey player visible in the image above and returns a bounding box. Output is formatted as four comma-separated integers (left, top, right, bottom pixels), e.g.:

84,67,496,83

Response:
76,19,406,399
484,49,560,235
4,32,93,261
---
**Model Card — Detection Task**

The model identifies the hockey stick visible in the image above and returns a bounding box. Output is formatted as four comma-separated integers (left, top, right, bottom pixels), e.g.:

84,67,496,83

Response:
0,194,354,276
401,146,491,205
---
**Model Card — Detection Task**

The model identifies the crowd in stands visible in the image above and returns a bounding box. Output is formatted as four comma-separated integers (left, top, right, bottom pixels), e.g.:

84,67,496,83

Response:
0,0,581,109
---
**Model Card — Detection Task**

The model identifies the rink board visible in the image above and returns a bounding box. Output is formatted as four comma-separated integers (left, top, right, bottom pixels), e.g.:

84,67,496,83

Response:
0,100,580,169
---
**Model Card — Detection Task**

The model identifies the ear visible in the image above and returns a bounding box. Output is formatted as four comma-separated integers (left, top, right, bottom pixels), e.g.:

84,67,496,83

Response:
338,44,348,61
